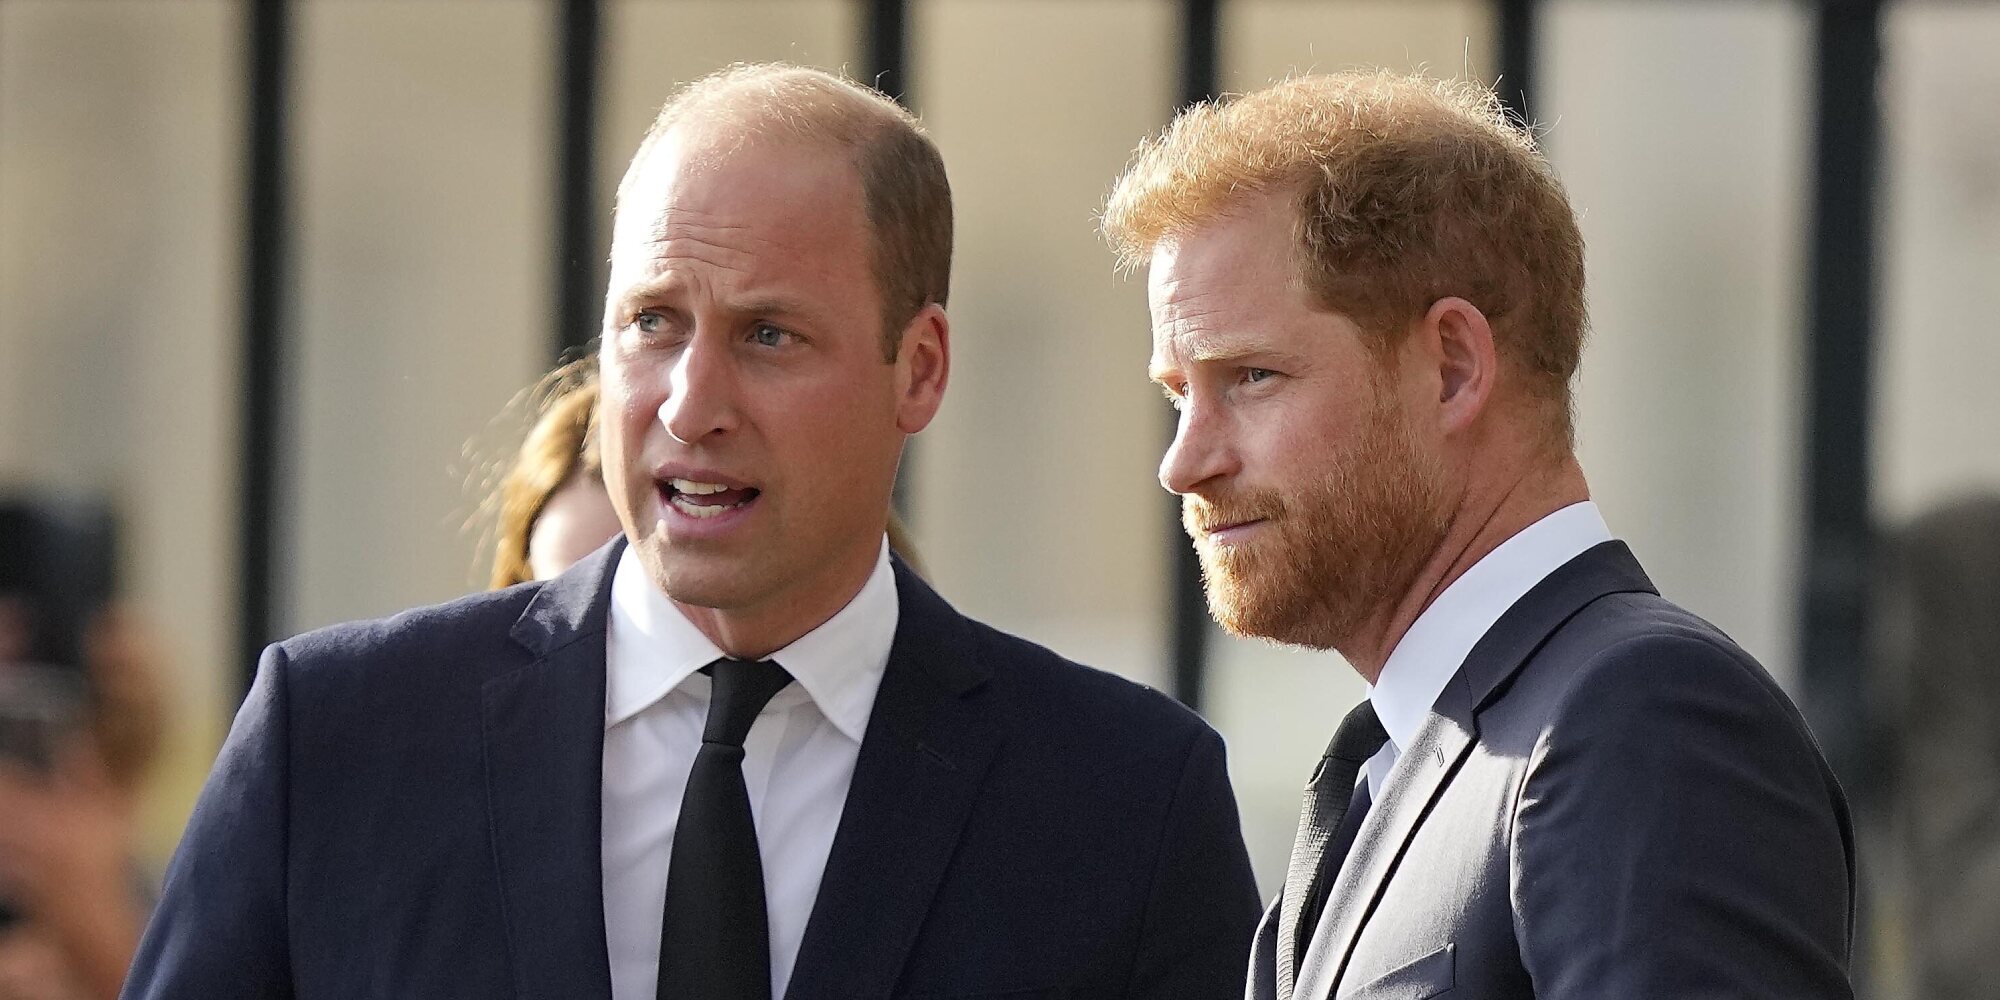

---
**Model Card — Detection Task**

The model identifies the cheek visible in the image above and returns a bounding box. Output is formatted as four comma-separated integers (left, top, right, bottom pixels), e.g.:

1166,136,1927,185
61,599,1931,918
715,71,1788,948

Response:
593,369,663,495
1262,396,1367,478
762,377,900,488
598,367,661,445
1228,401,1311,472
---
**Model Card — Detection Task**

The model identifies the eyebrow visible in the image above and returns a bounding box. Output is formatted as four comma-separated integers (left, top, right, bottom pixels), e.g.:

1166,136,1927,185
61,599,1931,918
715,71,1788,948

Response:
609,273,684,317
612,273,816,324
1150,336,1296,382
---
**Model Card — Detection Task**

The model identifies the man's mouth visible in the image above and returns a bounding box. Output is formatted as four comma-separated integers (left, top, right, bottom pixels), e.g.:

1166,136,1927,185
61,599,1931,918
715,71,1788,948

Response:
659,477,762,520
1185,498,1278,540
1203,517,1268,542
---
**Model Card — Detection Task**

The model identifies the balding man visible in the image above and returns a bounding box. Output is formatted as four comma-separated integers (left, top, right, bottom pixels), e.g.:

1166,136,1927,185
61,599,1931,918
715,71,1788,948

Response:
126,65,1260,1000
1104,73,1855,1000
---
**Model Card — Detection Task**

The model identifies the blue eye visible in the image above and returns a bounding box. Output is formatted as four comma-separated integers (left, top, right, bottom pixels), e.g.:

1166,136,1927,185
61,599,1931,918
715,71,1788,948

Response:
751,323,787,347
634,311,666,334
1245,368,1276,383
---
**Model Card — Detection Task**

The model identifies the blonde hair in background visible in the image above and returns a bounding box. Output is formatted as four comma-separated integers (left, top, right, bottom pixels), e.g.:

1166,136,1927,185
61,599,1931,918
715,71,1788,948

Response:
475,356,603,590
1103,71,1587,448
618,62,953,358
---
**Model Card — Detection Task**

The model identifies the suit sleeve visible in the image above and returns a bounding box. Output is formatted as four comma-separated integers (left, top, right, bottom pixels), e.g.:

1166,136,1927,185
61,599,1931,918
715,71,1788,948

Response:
1511,632,1855,999
122,644,295,1000
1126,725,1265,1000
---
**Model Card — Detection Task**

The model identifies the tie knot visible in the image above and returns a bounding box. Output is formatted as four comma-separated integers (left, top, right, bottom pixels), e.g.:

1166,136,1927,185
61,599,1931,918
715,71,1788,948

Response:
701,658,794,747
1324,699,1390,767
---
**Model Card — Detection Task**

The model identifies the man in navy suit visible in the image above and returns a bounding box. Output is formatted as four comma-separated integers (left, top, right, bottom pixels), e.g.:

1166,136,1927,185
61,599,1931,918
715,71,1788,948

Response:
125,63,1260,1000
1104,73,1854,998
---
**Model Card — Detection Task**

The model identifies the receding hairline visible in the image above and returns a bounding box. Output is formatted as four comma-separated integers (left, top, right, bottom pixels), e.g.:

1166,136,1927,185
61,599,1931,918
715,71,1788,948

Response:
617,64,919,206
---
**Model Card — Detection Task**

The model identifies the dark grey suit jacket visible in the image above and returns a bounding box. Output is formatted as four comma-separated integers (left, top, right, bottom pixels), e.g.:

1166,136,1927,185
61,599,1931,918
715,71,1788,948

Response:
1248,541,1855,1000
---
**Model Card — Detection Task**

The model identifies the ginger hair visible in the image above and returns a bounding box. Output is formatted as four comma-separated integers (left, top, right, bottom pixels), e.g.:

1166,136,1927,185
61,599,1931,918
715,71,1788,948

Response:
1104,71,1587,447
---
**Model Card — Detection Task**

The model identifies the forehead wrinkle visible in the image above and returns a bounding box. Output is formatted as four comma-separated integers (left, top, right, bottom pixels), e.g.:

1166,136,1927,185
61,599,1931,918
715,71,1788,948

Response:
634,204,754,241
1150,297,1230,358
636,215,771,262
640,236,750,271
615,227,788,299
616,240,830,327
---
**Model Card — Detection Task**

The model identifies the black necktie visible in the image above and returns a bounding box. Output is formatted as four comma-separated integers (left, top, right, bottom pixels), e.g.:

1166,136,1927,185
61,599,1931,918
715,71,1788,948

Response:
657,658,794,1000
1276,700,1389,1000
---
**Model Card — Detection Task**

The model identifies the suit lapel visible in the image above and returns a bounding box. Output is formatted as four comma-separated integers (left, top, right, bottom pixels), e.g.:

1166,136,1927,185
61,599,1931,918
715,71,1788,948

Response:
784,561,1005,999
1299,541,1657,999
482,540,621,1000
1248,897,1281,1000
1454,541,1656,713
1295,676,1477,1000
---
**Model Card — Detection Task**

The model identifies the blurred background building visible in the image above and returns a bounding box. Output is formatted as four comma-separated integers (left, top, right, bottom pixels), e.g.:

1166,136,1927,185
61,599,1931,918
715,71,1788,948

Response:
1,0,1995,995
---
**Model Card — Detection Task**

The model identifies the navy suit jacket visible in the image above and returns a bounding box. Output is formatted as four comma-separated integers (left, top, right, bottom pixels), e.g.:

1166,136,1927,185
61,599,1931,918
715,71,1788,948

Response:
125,541,1261,999
1247,542,1855,1000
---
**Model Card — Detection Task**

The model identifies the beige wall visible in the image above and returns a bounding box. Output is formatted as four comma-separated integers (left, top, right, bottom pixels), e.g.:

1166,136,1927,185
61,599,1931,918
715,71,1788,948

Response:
0,0,241,861
1222,0,1495,93
1544,0,1810,685
601,0,858,202
908,0,1177,685
289,0,553,628
1879,4,2000,522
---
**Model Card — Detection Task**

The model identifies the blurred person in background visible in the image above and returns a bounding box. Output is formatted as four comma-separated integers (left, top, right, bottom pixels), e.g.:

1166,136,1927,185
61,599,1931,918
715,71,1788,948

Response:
486,358,926,589
1874,495,2000,1000
127,63,1258,1000
486,358,623,588
0,499,163,1000
1105,71,1854,999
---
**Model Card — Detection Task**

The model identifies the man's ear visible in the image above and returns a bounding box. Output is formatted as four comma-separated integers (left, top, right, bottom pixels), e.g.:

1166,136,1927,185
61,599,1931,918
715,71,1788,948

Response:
894,303,950,434
1423,296,1497,435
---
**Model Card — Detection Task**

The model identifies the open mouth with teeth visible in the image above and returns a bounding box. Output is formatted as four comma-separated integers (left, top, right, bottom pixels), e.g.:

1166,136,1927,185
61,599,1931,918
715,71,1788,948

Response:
661,477,762,520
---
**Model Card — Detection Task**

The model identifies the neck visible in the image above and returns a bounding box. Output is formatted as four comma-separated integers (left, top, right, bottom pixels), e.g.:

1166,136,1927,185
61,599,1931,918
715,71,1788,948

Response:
671,539,881,660
1336,452,1589,683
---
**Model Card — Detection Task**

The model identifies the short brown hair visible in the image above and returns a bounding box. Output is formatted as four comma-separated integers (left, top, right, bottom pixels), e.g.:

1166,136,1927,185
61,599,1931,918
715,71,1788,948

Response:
1104,71,1586,445
488,359,602,590
620,63,952,359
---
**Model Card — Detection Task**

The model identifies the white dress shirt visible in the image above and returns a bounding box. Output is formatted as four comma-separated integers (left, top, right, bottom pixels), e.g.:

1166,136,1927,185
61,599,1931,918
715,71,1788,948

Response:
1362,501,1614,801
601,540,897,1000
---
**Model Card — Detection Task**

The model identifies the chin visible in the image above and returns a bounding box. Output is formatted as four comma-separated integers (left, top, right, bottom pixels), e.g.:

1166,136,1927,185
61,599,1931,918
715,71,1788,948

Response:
1201,559,1355,652
636,538,766,610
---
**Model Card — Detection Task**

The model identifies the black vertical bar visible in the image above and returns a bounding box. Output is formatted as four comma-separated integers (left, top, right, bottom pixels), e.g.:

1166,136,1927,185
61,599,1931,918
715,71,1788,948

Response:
863,0,915,518
865,0,910,104
1495,0,1536,125
1169,0,1220,712
1801,0,1881,801
239,0,292,692
1179,0,1218,110
554,0,604,357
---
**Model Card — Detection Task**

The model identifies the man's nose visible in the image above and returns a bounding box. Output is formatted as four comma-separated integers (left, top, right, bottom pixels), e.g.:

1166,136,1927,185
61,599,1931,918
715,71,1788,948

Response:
1159,401,1237,495
659,335,740,445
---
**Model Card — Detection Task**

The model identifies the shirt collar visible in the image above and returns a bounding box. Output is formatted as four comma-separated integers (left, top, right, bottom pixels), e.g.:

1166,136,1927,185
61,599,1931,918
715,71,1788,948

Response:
1368,500,1613,753
603,538,898,742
